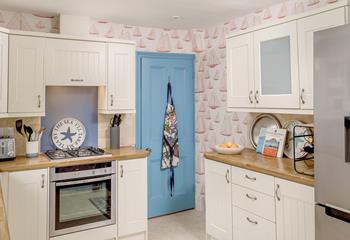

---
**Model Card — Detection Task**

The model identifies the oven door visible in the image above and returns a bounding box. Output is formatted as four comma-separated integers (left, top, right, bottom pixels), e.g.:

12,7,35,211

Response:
50,174,116,237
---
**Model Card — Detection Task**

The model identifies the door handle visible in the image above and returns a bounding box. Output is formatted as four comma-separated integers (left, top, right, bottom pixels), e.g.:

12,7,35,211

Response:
225,169,230,184
248,90,253,104
246,193,257,201
41,174,45,189
245,174,256,181
301,88,306,104
246,217,258,225
37,95,41,108
110,94,114,106
255,90,259,104
275,184,281,201
120,165,124,178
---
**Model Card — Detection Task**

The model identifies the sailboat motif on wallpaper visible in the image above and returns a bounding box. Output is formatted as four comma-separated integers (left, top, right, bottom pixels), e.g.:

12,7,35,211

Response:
213,69,220,80
204,29,210,39
198,61,205,72
220,75,227,92
89,23,99,35
176,40,184,50
221,115,233,136
7,13,32,31
105,26,115,38
212,27,219,39
206,39,212,49
171,29,180,39
138,38,146,48
209,92,220,109
184,30,192,42
203,93,208,102
0,12,5,24
209,133,218,149
214,112,221,123
240,16,248,30
295,2,305,14
221,93,227,102
198,102,206,112
195,115,206,134
207,50,220,68
218,29,226,49
192,32,205,53
133,26,142,37
232,112,240,122
157,33,171,52
119,29,131,40
278,3,288,18
204,68,211,80
205,110,211,120
263,8,273,20
202,53,208,62
195,75,205,93
308,0,320,6
147,28,156,40
230,20,237,31
209,122,214,131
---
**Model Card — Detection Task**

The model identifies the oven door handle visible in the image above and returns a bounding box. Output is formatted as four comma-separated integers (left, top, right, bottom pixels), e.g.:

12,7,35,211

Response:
55,175,113,187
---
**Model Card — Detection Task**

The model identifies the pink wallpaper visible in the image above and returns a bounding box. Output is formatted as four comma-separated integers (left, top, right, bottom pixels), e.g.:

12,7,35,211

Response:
0,0,334,210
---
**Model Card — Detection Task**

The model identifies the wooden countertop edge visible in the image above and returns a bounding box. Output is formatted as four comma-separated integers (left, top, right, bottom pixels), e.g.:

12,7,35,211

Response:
0,147,150,172
204,153,315,187
0,184,10,240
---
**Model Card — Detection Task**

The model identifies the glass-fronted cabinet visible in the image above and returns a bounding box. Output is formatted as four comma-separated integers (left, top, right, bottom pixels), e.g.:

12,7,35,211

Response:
253,21,300,109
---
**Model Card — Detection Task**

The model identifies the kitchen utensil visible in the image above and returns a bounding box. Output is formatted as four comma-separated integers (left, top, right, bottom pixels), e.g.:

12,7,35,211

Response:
283,120,311,159
23,124,29,141
15,119,24,137
249,114,282,148
26,125,33,142
111,114,118,127
214,144,244,155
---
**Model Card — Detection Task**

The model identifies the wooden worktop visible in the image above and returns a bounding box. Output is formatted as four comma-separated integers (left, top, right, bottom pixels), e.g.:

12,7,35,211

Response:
204,148,315,186
0,146,150,172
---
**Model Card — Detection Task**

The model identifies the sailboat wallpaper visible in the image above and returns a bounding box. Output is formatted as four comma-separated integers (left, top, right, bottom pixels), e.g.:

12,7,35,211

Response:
0,0,331,210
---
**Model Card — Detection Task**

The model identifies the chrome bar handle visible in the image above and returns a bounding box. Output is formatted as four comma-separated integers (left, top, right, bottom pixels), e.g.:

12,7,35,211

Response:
255,90,259,104
41,174,45,189
120,165,124,178
301,88,306,104
245,174,256,181
37,95,41,108
276,184,281,201
225,169,230,184
246,193,257,201
246,217,258,225
248,90,253,104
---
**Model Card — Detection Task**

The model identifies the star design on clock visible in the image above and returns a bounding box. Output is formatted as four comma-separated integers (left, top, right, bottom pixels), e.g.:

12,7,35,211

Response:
60,127,77,143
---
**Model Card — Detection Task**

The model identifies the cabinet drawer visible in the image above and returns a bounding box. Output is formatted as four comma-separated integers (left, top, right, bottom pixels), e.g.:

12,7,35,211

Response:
232,184,275,222
231,166,275,196
233,207,276,240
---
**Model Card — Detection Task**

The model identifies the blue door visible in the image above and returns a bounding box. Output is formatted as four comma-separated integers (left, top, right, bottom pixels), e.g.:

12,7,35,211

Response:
137,52,195,218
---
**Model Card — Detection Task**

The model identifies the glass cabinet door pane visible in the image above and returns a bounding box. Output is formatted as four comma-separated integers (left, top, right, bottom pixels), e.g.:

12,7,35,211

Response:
260,36,292,95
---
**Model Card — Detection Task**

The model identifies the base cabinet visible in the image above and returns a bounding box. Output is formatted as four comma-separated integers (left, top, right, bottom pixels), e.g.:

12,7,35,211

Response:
275,178,315,240
50,224,118,240
118,158,148,239
6,169,48,240
205,160,315,240
205,159,232,240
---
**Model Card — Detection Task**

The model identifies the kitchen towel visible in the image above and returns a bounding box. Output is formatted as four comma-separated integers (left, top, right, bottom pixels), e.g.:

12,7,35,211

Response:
161,82,180,197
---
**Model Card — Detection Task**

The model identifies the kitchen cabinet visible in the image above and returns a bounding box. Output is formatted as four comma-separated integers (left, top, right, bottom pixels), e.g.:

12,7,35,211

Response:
45,38,106,86
6,169,48,240
118,158,148,239
226,33,254,108
297,8,346,110
8,35,45,114
99,42,136,113
0,32,8,114
275,178,315,240
205,159,232,240
253,21,300,109
50,224,118,240
205,161,315,240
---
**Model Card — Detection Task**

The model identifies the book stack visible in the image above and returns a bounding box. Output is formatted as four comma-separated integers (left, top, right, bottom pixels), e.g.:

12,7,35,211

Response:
256,128,287,158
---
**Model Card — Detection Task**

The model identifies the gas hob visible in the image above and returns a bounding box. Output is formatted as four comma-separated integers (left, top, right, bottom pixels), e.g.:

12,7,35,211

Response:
46,147,111,160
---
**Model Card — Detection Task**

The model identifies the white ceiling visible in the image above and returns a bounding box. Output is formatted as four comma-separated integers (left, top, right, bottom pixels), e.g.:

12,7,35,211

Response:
0,0,284,29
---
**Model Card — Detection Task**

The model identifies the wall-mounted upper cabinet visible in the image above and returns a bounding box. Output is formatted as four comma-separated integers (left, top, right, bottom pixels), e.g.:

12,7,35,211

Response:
8,35,45,115
226,6,348,114
254,21,300,109
0,32,8,114
99,42,136,114
297,7,346,110
45,38,106,86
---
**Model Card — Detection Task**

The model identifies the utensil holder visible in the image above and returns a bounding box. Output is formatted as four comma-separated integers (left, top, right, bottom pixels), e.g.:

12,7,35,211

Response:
26,141,40,158
110,126,120,149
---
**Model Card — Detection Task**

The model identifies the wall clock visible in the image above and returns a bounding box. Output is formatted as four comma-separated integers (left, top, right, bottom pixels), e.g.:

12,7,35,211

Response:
51,118,86,149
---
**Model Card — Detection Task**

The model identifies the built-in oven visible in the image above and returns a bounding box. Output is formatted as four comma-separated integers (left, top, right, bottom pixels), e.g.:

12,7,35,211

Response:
49,161,116,237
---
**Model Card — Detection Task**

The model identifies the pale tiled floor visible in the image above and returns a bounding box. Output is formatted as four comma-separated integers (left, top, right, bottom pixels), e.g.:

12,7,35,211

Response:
148,210,206,240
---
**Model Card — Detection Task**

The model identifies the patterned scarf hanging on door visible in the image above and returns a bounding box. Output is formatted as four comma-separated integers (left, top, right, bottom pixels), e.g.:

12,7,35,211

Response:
161,81,180,197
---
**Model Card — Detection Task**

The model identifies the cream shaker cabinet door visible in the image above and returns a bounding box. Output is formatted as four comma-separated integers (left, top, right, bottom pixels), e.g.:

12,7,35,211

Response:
0,32,8,114
118,158,148,238
7,169,48,240
254,21,300,109
298,7,346,110
8,35,45,114
45,38,106,86
107,43,136,112
227,33,255,108
205,159,232,240
275,178,315,240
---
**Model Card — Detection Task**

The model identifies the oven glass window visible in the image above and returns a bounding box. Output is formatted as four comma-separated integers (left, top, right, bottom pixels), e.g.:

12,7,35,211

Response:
55,178,112,230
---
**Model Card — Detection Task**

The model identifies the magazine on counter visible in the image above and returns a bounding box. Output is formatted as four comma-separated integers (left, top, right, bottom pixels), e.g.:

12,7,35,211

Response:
262,128,287,158
256,128,267,154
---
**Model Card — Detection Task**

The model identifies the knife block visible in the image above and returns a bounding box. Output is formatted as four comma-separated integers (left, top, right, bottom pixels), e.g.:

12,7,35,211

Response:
110,126,120,149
